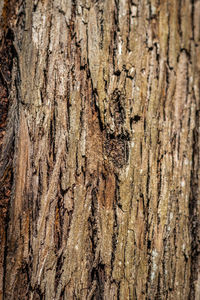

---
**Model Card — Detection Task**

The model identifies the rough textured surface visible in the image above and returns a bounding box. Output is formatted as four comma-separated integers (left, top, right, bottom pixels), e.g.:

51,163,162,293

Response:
0,0,199,299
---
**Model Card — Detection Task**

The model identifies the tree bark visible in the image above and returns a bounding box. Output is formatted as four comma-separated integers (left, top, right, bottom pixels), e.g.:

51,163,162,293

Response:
0,0,199,299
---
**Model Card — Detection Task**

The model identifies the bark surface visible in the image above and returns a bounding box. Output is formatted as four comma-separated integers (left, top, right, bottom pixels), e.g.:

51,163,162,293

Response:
0,0,199,299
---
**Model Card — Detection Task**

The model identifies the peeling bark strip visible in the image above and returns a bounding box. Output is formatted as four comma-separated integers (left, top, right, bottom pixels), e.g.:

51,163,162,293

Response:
0,0,199,299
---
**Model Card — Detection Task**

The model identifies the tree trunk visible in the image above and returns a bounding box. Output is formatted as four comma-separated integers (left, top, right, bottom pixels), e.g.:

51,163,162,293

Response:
0,0,199,299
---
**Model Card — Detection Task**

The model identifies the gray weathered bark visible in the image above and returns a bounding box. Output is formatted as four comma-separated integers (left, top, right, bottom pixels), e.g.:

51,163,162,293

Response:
0,0,199,299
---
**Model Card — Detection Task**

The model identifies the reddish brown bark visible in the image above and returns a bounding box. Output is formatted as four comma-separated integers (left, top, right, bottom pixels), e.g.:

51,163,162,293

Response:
0,0,199,299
